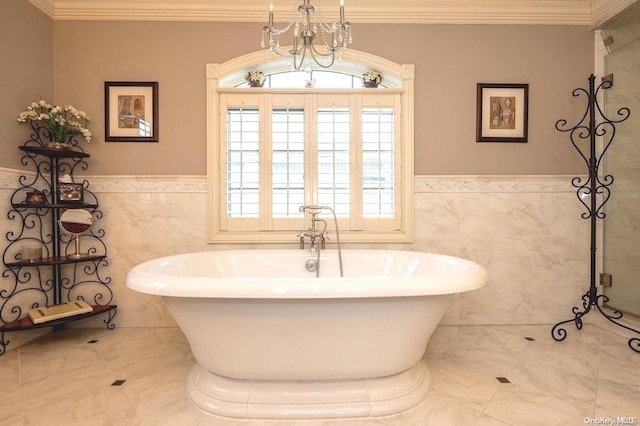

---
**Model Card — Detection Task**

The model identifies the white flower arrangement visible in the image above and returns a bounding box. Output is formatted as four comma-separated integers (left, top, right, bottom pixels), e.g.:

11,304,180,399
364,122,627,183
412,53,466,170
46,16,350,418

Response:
245,71,266,85
362,70,382,85
17,100,92,144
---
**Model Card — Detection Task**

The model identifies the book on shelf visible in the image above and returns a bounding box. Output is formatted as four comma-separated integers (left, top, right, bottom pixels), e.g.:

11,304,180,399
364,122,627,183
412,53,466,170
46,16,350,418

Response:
28,300,93,324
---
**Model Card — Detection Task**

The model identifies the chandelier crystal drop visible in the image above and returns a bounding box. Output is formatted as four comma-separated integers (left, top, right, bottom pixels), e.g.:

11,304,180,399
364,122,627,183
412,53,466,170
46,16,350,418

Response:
262,0,352,70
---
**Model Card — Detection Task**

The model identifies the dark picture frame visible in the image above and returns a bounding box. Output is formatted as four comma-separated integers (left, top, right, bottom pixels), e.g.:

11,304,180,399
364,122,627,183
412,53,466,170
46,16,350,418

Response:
105,81,158,142
476,83,529,143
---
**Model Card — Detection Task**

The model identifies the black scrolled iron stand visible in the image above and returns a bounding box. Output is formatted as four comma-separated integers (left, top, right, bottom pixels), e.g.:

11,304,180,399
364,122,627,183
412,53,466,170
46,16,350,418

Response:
551,74,640,353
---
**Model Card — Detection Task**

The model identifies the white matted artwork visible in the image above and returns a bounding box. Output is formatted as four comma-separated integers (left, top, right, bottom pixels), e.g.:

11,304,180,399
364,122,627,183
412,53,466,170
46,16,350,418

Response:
476,83,528,143
105,81,158,142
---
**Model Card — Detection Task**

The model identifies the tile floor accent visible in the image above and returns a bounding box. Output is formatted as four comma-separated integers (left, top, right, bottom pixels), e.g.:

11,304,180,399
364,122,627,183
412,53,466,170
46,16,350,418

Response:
1,321,639,425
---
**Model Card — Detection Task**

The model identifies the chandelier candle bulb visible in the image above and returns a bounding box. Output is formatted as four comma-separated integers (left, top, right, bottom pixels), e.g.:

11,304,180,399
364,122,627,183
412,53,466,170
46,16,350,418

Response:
268,3,273,27
340,0,345,22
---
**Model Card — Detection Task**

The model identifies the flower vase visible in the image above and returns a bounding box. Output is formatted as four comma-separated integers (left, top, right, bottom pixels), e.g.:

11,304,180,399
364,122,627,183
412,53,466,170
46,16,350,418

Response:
46,140,73,150
362,80,379,88
248,81,264,88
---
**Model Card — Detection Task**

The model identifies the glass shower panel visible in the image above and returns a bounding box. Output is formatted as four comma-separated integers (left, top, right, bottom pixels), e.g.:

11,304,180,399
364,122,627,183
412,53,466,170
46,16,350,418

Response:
603,24,640,317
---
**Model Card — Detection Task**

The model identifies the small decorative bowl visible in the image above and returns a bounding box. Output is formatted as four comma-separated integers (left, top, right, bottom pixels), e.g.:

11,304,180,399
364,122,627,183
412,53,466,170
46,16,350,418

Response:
25,191,47,205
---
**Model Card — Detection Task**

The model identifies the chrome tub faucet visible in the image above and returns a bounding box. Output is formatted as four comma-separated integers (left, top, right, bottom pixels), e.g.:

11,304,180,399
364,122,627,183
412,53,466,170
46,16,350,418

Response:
298,205,327,251
298,205,344,277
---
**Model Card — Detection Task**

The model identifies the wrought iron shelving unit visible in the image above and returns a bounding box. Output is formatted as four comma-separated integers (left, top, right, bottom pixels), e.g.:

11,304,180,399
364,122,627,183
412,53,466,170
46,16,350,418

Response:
551,74,640,353
0,124,117,355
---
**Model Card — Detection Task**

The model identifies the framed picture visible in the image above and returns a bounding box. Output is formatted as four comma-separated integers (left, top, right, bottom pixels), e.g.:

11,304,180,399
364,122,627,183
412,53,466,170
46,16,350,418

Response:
105,81,158,142
476,83,528,143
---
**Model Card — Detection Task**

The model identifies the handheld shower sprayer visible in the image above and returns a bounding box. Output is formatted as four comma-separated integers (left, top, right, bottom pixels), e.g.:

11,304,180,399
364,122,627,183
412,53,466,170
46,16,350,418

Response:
299,205,324,215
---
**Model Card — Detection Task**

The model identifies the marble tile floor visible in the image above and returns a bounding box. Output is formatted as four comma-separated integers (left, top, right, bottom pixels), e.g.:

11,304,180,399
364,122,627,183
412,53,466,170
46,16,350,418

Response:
1,321,639,426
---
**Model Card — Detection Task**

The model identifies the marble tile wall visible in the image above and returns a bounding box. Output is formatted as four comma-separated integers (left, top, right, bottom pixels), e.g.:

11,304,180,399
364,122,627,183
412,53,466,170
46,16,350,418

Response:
0,172,597,328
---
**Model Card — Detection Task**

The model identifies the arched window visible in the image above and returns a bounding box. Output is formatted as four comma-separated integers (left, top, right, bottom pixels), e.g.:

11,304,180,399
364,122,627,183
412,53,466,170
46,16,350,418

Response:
206,50,414,244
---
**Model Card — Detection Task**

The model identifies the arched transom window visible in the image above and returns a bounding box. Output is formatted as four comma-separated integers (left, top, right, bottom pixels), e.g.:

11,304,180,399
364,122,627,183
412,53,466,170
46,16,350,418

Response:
206,50,414,244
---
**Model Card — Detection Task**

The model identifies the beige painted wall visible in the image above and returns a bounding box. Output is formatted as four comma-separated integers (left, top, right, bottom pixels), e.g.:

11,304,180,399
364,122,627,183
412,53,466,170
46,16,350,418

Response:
0,0,53,169
2,9,595,175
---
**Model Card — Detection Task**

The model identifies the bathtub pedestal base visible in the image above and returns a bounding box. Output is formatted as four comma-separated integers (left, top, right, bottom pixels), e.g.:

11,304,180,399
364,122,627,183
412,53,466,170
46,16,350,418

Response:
186,360,431,419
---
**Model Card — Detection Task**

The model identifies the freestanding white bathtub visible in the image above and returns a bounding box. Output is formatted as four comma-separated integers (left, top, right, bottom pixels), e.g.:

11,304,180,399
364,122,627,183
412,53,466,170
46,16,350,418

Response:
126,249,487,419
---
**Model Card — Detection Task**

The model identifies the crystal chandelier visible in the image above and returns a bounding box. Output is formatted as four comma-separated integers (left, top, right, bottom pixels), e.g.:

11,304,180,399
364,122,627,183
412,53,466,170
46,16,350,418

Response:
261,0,352,70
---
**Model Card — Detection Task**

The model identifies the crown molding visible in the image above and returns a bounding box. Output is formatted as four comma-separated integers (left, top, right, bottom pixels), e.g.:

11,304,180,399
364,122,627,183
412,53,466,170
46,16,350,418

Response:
345,1,592,25
591,0,639,28
26,0,639,26
27,0,55,17
26,0,602,25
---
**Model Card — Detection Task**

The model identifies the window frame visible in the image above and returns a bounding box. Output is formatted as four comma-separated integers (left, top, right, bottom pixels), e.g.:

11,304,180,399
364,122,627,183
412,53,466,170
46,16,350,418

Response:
206,51,414,244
